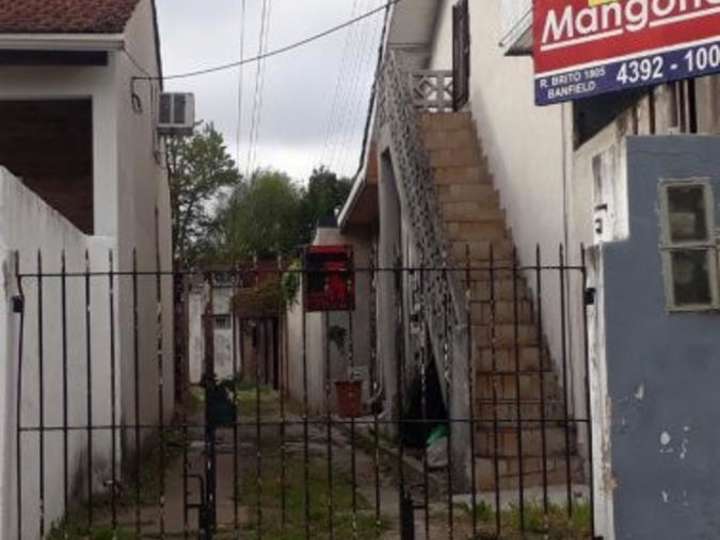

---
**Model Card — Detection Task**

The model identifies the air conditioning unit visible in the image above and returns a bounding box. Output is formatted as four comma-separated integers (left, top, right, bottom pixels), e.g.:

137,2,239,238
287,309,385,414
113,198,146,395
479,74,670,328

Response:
158,93,195,136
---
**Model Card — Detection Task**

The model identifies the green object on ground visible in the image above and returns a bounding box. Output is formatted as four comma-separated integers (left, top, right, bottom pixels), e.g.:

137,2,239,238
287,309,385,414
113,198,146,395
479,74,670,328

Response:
426,425,448,447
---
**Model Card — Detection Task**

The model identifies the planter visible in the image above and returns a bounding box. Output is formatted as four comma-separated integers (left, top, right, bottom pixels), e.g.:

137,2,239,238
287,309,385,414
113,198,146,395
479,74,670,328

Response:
335,380,363,418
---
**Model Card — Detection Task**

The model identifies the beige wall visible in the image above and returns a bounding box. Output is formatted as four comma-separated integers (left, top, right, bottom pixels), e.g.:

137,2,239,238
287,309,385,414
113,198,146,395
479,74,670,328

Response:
427,0,571,381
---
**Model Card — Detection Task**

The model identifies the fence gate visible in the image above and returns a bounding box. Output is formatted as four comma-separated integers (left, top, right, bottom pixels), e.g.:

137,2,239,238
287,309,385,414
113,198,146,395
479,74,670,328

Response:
11,249,599,539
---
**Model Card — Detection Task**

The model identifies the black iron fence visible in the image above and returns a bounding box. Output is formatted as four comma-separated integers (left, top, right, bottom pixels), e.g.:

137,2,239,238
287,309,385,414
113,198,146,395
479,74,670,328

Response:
9,246,597,539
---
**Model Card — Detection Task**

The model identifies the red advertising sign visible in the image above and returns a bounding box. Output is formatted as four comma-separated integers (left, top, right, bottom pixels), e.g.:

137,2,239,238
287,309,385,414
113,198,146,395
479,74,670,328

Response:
534,0,720,105
303,245,355,312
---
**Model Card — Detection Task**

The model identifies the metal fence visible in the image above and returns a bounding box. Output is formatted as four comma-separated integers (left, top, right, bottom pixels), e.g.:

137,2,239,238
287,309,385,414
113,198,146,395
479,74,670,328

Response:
9,247,597,539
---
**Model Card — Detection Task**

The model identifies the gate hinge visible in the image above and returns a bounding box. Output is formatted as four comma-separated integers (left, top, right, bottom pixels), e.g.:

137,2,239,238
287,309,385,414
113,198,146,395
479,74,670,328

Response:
12,295,24,314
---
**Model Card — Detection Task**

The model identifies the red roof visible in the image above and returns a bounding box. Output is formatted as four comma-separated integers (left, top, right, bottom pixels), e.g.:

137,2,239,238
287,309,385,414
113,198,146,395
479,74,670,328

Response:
0,0,142,34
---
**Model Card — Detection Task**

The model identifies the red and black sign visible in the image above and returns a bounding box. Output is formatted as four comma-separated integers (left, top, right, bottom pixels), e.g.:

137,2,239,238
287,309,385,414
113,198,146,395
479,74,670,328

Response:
304,245,355,312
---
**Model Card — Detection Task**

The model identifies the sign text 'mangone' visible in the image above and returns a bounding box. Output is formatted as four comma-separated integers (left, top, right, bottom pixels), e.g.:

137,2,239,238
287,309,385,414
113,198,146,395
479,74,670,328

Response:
541,0,720,51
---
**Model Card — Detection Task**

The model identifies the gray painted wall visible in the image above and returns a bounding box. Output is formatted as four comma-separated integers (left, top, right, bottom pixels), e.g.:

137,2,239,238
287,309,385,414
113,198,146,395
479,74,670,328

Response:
603,136,720,539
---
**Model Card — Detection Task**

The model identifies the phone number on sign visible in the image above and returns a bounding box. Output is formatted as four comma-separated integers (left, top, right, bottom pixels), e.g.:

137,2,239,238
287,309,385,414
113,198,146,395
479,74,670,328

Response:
616,44,720,85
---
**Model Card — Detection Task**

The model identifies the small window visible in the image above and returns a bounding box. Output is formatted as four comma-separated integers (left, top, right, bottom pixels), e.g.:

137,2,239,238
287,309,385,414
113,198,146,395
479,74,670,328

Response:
452,0,470,111
660,180,718,311
214,315,232,330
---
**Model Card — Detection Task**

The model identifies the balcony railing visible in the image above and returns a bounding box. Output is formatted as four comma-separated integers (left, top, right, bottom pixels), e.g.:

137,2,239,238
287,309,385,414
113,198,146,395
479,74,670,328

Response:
411,70,454,113
377,53,468,411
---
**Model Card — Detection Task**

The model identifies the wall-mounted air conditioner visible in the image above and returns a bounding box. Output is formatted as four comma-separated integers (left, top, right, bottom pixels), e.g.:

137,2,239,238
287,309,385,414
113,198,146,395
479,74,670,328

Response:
158,93,195,136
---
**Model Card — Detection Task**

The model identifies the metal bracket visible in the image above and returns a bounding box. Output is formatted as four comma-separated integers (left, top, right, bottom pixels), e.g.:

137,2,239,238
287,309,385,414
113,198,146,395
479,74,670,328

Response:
11,295,24,314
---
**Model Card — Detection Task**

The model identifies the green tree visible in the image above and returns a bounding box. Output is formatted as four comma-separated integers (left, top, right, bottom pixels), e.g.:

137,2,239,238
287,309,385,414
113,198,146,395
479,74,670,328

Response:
168,123,240,268
299,166,353,243
217,169,303,260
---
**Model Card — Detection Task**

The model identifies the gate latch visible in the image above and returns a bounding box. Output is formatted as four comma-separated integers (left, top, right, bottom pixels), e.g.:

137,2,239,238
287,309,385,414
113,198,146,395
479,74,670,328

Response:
11,295,24,314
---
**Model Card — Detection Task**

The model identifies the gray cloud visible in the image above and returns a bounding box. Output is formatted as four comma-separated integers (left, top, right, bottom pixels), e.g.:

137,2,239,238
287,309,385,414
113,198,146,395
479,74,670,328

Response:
156,0,386,181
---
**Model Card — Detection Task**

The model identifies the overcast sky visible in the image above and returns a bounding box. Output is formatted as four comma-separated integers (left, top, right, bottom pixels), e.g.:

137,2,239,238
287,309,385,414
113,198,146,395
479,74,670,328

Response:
156,0,386,182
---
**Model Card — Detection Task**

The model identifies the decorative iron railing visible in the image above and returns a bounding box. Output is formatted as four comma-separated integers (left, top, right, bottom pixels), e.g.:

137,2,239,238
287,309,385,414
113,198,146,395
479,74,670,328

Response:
377,52,467,409
410,70,454,113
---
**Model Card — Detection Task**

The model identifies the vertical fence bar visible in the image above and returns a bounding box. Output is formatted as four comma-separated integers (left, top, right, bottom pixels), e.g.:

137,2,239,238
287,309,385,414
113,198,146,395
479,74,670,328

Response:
324,311,335,538
419,263,430,540
443,267,454,540
253,264,264,539
108,251,118,532
15,252,25,540
349,303,358,539
84,250,94,530
512,249,525,531
155,246,166,537
37,251,45,538
132,249,142,537
489,246,501,535
394,261,410,540
580,245,597,538
278,314,288,532
559,245,573,515
231,267,239,538
61,252,69,538
205,273,218,535
301,258,311,540
369,253,382,537
465,246,478,537
535,245,549,513
181,274,190,540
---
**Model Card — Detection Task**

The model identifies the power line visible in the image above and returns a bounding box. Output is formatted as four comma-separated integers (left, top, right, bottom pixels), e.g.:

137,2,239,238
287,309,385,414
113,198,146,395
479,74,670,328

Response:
235,0,247,170
134,0,401,82
246,0,272,178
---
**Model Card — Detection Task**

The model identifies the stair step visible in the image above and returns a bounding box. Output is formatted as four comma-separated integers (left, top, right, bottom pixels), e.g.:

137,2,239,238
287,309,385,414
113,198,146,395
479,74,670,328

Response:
447,221,508,242
471,300,533,325
474,455,584,490
437,184,497,204
475,425,577,458
423,127,479,151
442,203,504,223
451,239,514,262
475,372,560,401
473,324,539,347
475,401,568,424
434,166,491,185
420,111,473,131
476,346,545,372
430,147,482,168
470,280,529,302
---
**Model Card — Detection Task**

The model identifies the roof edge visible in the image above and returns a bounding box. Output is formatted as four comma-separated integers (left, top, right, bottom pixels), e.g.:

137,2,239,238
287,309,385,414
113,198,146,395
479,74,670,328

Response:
0,33,124,51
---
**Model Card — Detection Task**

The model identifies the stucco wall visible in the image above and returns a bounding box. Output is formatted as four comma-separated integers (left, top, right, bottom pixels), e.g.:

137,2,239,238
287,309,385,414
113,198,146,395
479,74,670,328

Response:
602,136,720,539
427,1,571,387
116,0,175,452
0,168,116,539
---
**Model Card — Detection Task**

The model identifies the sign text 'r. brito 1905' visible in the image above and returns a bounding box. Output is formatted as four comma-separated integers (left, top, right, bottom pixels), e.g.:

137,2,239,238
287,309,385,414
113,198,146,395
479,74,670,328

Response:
534,0,720,105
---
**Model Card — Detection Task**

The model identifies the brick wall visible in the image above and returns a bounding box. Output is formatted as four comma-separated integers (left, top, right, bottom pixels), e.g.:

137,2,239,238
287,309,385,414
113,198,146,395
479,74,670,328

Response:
0,99,93,234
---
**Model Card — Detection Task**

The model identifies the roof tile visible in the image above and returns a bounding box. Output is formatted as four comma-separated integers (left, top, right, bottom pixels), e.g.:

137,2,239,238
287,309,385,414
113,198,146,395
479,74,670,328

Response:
0,0,142,34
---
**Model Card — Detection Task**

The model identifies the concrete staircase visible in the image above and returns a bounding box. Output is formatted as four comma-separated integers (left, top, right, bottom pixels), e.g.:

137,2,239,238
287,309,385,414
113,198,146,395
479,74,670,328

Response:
420,112,583,491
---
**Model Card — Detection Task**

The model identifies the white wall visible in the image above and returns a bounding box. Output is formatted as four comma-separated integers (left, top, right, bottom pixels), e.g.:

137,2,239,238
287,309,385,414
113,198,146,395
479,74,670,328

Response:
0,169,116,539
115,0,175,451
188,284,238,384
428,1,572,389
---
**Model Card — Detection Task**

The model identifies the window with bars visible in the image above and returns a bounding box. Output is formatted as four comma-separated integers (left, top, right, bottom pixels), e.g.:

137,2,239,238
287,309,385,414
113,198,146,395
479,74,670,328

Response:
452,0,470,111
660,180,719,311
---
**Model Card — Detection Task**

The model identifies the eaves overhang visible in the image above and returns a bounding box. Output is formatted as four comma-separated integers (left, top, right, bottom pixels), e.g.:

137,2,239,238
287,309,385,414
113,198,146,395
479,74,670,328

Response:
0,33,124,51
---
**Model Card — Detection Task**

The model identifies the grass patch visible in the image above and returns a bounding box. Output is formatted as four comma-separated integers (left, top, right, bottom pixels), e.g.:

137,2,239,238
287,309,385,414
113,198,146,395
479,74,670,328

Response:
46,426,188,539
455,500,592,539
237,442,387,538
